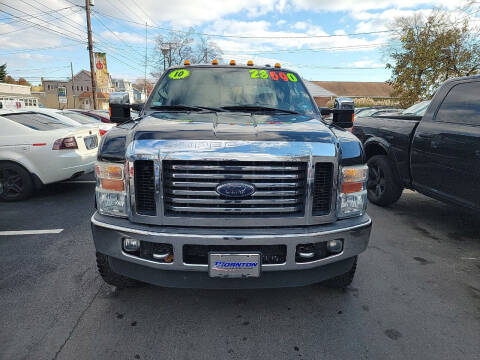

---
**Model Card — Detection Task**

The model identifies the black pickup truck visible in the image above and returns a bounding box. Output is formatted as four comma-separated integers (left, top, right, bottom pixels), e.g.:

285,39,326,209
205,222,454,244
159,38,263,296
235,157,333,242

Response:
352,75,480,211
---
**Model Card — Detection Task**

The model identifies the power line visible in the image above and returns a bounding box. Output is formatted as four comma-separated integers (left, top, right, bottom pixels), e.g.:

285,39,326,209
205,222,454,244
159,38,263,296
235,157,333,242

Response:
0,5,77,23
12,0,145,69
92,10,394,39
0,4,86,44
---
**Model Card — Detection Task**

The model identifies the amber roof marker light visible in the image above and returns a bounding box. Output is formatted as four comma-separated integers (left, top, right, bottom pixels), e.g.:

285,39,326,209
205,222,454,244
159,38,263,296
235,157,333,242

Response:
247,60,254,66
229,59,236,66
275,63,281,68
184,60,191,66
212,59,219,65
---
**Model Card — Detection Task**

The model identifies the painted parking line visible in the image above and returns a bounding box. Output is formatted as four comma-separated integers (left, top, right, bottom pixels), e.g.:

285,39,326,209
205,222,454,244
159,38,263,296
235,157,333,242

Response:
0,229,64,236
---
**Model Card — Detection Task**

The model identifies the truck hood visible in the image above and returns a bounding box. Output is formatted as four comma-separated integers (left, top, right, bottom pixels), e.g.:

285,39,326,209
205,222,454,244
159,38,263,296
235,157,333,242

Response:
98,112,364,165
133,112,335,143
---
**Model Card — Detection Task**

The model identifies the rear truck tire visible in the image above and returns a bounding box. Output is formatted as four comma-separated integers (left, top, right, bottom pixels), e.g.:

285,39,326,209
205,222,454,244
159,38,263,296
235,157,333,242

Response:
366,155,403,206
321,256,357,288
0,162,34,201
96,252,140,289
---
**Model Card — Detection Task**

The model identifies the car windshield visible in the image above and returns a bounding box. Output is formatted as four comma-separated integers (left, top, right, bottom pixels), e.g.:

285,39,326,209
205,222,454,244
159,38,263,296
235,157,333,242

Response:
60,111,99,124
401,100,431,116
149,67,316,115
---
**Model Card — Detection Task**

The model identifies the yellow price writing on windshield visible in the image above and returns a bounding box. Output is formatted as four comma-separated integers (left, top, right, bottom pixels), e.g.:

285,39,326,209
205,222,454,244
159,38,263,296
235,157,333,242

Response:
169,69,190,80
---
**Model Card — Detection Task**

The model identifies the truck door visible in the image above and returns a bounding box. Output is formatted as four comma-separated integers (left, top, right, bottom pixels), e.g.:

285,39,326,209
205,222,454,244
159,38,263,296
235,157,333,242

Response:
411,81,480,209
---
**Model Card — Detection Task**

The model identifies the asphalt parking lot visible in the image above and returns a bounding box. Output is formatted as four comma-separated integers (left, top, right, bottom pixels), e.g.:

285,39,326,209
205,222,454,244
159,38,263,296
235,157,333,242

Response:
0,176,479,360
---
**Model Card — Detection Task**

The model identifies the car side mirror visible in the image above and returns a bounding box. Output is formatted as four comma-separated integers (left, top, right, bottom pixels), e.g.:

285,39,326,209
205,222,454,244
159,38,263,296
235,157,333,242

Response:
131,103,144,112
109,92,131,124
332,109,354,129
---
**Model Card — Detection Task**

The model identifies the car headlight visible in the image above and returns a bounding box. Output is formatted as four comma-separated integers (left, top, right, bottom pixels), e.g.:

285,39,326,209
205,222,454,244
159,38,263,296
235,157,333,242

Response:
337,165,368,219
95,162,127,217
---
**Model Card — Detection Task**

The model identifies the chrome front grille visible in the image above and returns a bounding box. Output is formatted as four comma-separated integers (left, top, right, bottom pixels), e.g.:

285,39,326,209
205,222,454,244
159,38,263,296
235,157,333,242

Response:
162,160,308,217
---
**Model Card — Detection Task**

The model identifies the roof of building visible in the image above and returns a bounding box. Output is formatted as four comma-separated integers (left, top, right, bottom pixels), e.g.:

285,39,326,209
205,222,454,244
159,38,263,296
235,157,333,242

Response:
78,91,109,99
303,80,336,97
312,81,394,98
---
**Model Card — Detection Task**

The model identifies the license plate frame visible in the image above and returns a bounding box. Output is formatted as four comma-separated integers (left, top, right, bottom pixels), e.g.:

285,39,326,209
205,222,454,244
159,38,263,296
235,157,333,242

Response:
208,253,261,278
84,135,98,150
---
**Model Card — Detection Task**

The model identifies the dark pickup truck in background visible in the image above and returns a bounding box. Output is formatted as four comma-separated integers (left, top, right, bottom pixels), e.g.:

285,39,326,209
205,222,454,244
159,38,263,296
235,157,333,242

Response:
353,75,480,211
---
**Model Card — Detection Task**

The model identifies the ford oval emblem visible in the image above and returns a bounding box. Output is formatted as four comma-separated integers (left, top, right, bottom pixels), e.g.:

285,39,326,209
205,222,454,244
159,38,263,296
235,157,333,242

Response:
216,182,256,198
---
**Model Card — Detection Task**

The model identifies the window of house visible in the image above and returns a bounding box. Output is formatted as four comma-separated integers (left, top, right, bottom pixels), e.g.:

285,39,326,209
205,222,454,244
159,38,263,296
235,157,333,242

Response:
436,81,480,126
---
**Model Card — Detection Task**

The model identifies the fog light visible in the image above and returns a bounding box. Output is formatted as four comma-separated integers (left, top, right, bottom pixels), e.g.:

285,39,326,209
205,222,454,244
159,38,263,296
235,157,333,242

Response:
123,237,140,252
326,240,343,253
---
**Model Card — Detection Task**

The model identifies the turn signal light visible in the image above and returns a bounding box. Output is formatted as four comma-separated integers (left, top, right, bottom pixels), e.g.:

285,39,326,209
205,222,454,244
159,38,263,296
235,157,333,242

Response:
211,59,218,65
247,60,254,66
95,164,123,180
184,60,191,66
342,166,368,183
275,62,281,68
52,137,78,150
341,182,363,194
229,59,236,66
101,179,124,191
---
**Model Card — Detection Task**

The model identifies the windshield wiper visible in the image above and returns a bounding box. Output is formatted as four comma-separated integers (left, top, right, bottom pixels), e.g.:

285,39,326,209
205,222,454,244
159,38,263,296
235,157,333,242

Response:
220,105,299,115
149,104,223,112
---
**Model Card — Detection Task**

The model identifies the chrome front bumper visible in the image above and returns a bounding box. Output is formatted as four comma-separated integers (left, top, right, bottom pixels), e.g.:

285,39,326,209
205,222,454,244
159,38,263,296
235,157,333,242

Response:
91,212,371,287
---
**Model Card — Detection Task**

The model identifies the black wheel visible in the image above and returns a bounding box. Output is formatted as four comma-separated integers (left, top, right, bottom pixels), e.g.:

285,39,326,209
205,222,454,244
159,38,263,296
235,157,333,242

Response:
96,252,140,289
322,257,357,289
367,155,403,206
0,162,33,201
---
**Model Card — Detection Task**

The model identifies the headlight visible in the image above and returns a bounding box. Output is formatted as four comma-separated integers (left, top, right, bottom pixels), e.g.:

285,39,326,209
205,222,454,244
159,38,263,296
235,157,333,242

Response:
95,162,127,217
337,165,368,219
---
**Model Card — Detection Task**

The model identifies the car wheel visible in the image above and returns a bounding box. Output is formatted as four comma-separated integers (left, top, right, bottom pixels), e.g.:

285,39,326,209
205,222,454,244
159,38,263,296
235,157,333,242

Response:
0,162,33,201
321,256,357,289
366,155,403,206
96,252,140,289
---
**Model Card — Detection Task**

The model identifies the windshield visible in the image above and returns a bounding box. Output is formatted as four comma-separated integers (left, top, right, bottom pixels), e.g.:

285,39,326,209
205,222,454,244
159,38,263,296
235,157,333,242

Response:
149,67,316,115
401,100,431,116
60,111,99,124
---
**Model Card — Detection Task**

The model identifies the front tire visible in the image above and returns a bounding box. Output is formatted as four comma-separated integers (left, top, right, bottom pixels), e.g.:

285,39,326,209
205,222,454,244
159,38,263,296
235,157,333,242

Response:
96,253,140,288
0,162,33,201
367,155,403,206
322,257,357,288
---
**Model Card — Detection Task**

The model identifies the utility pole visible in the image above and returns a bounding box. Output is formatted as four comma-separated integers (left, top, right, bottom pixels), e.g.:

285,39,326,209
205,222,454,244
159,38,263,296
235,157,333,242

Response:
144,21,147,98
70,62,76,108
85,0,97,110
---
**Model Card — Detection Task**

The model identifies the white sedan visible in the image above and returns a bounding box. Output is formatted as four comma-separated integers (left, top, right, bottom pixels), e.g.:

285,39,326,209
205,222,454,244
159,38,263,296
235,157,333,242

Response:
33,108,115,136
0,111,100,201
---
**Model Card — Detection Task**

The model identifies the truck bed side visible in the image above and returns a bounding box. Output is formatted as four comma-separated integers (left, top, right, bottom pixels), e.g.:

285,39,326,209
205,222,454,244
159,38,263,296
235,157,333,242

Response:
352,115,421,187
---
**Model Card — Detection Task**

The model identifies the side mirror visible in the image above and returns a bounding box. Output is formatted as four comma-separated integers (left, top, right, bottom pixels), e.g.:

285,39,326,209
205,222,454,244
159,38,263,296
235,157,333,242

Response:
131,103,144,112
319,107,331,116
332,109,354,128
109,92,131,123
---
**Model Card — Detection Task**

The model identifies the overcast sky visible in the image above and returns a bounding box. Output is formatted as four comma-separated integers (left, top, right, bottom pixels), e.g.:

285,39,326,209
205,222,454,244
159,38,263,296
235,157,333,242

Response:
1,0,477,84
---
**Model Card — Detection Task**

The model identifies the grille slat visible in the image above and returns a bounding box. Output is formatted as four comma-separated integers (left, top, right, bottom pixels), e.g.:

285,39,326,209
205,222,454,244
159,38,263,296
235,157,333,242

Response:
168,173,303,180
166,205,302,213
167,189,303,197
163,160,308,217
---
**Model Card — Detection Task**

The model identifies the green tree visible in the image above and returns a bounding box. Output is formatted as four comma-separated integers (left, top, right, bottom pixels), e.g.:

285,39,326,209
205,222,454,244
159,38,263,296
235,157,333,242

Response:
0,63,6,82
386,11,480,107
